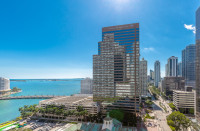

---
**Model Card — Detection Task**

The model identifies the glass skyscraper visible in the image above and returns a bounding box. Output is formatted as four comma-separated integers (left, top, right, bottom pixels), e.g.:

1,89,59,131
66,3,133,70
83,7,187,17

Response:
182,44,196,87
196,7,200,122
93,23,140,113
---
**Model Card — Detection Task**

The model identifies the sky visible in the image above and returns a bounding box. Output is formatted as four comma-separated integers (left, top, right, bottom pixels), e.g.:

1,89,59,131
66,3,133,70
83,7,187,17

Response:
0,0,199,79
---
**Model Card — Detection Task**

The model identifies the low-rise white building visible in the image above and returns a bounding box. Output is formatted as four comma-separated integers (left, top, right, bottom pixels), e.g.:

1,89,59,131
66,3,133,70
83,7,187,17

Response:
39,95,99,115
173,90,195,114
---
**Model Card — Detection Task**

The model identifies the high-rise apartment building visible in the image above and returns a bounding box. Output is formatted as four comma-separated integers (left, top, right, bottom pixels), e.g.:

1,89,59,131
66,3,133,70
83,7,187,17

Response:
139,58,147,96
196,7,200,122
166,56,178,77
182,44,196,87
0,77,10,92
93,23,140,113
154,61,161,87
81,78,93,94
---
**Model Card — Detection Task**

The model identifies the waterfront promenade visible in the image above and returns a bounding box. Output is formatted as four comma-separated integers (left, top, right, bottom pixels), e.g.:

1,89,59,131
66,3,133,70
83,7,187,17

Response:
0,95,61,100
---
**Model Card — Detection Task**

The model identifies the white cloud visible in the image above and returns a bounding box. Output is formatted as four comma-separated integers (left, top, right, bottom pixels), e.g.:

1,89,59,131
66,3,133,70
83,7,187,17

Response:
184,24,196,34
142,47,155,53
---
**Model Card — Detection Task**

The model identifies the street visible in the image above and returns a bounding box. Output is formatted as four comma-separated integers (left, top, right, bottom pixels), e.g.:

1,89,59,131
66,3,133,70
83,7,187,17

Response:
152,96,172,131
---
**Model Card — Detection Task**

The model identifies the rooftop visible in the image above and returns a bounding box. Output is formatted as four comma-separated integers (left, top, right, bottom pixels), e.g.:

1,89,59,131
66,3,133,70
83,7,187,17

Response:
39,95,96,106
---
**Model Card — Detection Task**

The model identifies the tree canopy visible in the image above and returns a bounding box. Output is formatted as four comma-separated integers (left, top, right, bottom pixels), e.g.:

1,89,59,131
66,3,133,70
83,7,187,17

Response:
167,111,191,131
168,103,176,110
109,109,124,122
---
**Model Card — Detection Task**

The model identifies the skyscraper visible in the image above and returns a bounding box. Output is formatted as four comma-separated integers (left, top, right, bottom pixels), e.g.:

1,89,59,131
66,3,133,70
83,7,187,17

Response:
0,77,10,92
182,44,196,87
166,56,178,77
93,23,140,113
177,62,182,77
196,7,200,122
139,58,147,96
154,60,161,87
150,69,154,80
81,78,93,94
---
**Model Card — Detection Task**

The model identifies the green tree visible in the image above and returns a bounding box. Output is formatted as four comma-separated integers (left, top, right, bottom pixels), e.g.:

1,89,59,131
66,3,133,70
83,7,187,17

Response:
168,103,176,110
167,111,191,131
189,108,194,114
77,106,84,112
145,99,153,107
109,109,124,122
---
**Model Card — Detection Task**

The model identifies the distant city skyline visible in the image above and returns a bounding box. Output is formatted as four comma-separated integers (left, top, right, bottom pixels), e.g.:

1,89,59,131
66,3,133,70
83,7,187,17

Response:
0,0,199,78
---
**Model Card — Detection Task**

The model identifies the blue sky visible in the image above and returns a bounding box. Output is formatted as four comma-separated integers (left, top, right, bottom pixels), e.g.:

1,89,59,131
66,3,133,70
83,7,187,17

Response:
0,0,199,78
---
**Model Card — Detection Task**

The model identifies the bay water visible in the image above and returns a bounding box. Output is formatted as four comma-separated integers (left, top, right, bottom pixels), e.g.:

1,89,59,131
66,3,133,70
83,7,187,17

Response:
0,79,82,123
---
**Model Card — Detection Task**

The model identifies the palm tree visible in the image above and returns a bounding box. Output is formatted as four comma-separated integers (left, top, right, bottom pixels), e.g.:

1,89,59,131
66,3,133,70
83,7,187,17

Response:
64,111,69,118
75,112,80,121
82,110,88,122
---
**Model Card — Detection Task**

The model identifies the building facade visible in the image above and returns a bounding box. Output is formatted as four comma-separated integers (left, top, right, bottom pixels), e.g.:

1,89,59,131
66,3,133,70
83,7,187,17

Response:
39,95,99,119
162,77,185,97
139,58,147,96
0,77,10,92
173,90,195,114
154,61,161,87
93,23,140,113
196,6,200,122
177,62,182,77
166,56,178,77
182,44,196,88
81,78,93,94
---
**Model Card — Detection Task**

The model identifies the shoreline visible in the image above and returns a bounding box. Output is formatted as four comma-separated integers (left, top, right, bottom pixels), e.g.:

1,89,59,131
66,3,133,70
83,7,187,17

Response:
0,90,22,97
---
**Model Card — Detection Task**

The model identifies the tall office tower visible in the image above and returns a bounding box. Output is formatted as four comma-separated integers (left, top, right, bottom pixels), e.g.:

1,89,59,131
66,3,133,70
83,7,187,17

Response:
154,61,161,87
182,44,196,87
177,62,182,77
196,7,200,123
139,58,147,96
166,56,178,77
81,78,93,94
165,64,169,77
93,23,140,113
150,69,154,80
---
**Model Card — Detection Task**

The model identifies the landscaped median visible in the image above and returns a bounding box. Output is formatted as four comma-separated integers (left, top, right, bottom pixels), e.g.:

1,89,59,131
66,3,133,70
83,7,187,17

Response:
159,102,167,113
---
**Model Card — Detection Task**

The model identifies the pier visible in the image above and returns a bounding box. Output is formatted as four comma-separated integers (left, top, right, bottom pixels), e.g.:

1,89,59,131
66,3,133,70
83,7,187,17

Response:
0,95,61,100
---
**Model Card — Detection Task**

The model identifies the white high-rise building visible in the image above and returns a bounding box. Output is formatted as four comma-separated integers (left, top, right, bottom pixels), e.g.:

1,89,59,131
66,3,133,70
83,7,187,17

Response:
81,78,93,94
154,61,161,87
166,56,178,77
139,58,147,96
0,77,10,92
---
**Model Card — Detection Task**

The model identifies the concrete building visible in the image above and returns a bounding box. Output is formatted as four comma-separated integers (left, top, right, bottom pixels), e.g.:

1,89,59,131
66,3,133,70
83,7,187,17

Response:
81,78,93,94
173,90,195,114
177,62,182,77
139,58,148,96
196,6,200,122
166,56,178,77
0,77,10,92
93,23,140,113
39,95,99,116
154,61,161,87
162,77,185,97
182,44,196,88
